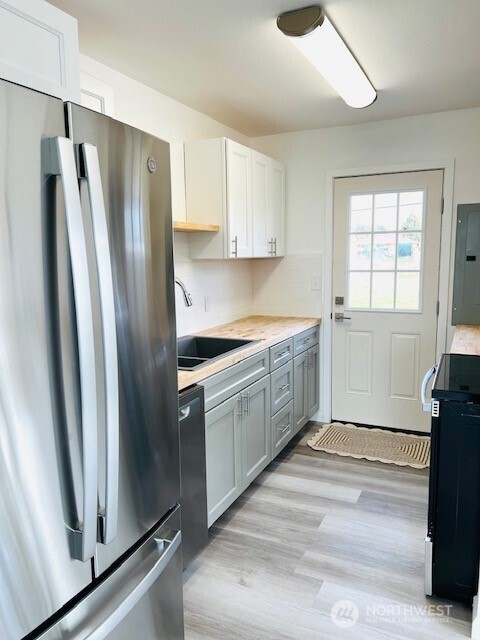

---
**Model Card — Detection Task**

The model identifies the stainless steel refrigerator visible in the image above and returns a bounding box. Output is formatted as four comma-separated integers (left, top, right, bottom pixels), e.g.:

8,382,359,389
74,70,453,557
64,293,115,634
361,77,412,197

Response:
0,78,183,639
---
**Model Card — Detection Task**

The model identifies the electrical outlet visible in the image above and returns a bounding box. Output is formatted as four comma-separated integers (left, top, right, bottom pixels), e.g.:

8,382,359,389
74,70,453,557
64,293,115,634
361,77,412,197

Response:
204,296,211,312
311,275,322,291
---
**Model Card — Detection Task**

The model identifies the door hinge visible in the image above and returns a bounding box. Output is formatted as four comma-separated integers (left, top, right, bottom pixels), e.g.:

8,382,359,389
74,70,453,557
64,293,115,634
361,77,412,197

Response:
431,400,440,418
436,300,440,316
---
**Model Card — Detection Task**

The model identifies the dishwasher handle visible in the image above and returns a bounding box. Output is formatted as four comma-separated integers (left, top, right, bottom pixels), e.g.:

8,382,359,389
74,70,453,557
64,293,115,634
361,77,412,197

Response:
421,365,437,413
179,397,200,422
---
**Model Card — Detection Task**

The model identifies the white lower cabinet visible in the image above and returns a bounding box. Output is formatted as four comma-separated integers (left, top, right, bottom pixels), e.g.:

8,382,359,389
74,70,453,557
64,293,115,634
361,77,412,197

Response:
204,328,319,527
205,375,270,527
242,375,271,489
293,351,308,434
271,400,294,459
294,344,319,435
205,393,243,527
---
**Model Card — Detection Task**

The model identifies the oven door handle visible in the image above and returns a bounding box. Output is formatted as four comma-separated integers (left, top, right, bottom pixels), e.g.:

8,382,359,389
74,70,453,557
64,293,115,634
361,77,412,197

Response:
421,365,437,413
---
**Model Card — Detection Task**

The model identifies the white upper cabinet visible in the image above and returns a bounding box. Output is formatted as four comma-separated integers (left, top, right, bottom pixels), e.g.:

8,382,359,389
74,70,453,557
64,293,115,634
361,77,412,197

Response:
270,159,286,257
252,150,270,257
0,0,80,101
185,137,285,260
252,151,286,258
226,140,253,257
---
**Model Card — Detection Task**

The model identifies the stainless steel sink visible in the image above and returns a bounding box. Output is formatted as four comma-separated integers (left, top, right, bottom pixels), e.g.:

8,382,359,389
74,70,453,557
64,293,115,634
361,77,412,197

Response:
177,336,258,371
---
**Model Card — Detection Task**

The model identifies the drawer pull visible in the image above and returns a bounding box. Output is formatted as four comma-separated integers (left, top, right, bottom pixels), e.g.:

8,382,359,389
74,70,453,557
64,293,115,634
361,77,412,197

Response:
277,422,291,433
276,349,290,359
277,382,290,392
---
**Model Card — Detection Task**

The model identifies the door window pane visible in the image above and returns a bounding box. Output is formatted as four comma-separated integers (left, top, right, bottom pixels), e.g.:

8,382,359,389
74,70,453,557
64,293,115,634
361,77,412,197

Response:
399,203,423,231
348,272,370,308
374,193,397,231
349,234,371,269
372,272,395,309
350,194,372,232
397,232,422,270
347,189,424,312
350,209,372,232
396,272,420,310
373,233,396,270
351,194,373,211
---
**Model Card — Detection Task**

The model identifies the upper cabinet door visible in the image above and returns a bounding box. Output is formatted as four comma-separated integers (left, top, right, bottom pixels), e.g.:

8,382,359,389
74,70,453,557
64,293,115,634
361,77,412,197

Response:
226,139,253,258
252,150,270,257
270,159,286,257
0,0,80,101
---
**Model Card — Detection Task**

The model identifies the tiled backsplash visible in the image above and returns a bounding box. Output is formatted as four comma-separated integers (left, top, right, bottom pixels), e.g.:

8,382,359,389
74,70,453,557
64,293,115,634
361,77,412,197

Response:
252,254,323,318
174,233,322,336
174,232,254,336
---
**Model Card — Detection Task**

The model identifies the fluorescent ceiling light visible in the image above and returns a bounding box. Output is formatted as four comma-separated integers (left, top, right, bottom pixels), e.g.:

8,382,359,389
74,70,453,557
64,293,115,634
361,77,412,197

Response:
277,6,377,109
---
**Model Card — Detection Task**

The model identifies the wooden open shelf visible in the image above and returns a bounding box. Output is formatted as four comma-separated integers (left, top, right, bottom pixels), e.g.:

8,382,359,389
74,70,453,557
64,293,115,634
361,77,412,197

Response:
173,220,220,233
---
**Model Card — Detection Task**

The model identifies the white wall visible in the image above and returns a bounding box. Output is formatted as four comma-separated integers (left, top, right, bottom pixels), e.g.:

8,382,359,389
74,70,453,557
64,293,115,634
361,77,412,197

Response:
79,55,253,334
174,233,253,336
250,107,480,419
251,107,480,327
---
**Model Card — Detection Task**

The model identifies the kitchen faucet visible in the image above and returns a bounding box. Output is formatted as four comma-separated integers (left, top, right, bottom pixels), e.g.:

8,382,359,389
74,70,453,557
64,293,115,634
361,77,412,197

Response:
175,277,193,307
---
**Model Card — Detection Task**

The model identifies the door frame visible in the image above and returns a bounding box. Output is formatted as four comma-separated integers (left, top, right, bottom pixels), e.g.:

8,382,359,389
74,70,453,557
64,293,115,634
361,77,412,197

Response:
320,159,455,423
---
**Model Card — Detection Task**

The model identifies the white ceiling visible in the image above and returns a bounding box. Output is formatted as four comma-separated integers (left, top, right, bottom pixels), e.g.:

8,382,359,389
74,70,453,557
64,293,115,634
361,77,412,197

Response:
50,0,480,137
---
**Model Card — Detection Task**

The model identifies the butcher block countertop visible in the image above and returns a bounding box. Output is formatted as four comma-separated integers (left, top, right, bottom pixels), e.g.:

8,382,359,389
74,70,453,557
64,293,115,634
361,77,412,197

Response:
177,315,320,391
451,325,480,356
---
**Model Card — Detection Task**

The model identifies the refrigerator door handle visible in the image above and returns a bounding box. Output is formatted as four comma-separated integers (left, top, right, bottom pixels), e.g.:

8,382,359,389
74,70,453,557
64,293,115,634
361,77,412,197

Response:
80,142,120,546
46,137,98,562
85,530,182,640
421,365,437,413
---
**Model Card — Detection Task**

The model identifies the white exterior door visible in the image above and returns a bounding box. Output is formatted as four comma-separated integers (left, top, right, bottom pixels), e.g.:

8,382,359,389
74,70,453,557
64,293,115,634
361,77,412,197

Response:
332,170,443,432
226,139,252,257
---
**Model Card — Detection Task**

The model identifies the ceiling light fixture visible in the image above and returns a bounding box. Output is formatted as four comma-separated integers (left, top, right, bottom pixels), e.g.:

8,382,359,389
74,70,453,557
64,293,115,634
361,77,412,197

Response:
277,5,377,108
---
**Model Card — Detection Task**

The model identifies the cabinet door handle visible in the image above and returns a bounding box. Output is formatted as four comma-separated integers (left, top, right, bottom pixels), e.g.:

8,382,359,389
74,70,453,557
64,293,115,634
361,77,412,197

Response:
268,238,273,256
231,235,238,257
241,391,249,415
236,396,243,416
273,237,277,256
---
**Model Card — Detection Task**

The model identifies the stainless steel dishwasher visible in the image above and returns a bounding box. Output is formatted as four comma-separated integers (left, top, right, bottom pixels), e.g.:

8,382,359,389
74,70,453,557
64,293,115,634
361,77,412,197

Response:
179,385,208,568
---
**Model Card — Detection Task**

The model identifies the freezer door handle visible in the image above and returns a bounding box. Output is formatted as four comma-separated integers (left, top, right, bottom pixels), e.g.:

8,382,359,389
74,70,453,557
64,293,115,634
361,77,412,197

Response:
80,143,119,546
85,530,182,640
421,365,437,413
46,137,98,562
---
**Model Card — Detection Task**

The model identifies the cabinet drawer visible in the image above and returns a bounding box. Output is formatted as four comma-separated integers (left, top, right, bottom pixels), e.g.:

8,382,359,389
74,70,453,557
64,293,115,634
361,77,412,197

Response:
293,326,319,356
270,360,293,415
201,349,270,412
271,401,294,459
270,337,293,372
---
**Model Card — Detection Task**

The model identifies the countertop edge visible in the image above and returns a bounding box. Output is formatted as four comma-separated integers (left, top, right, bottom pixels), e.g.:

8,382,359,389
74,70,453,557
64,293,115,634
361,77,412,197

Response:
177,315,321,392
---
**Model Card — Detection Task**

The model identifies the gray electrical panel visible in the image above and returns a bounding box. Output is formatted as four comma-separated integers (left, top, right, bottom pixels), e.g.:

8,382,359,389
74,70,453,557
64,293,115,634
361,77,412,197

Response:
452,203,480,325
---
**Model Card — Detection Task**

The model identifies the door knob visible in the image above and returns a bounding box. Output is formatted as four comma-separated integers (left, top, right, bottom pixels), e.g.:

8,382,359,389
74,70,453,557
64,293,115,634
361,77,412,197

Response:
335,312,352,322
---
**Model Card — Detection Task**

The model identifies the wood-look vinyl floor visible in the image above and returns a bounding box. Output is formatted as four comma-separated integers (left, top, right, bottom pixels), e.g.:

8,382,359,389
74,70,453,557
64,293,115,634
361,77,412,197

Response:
183,423,472,639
